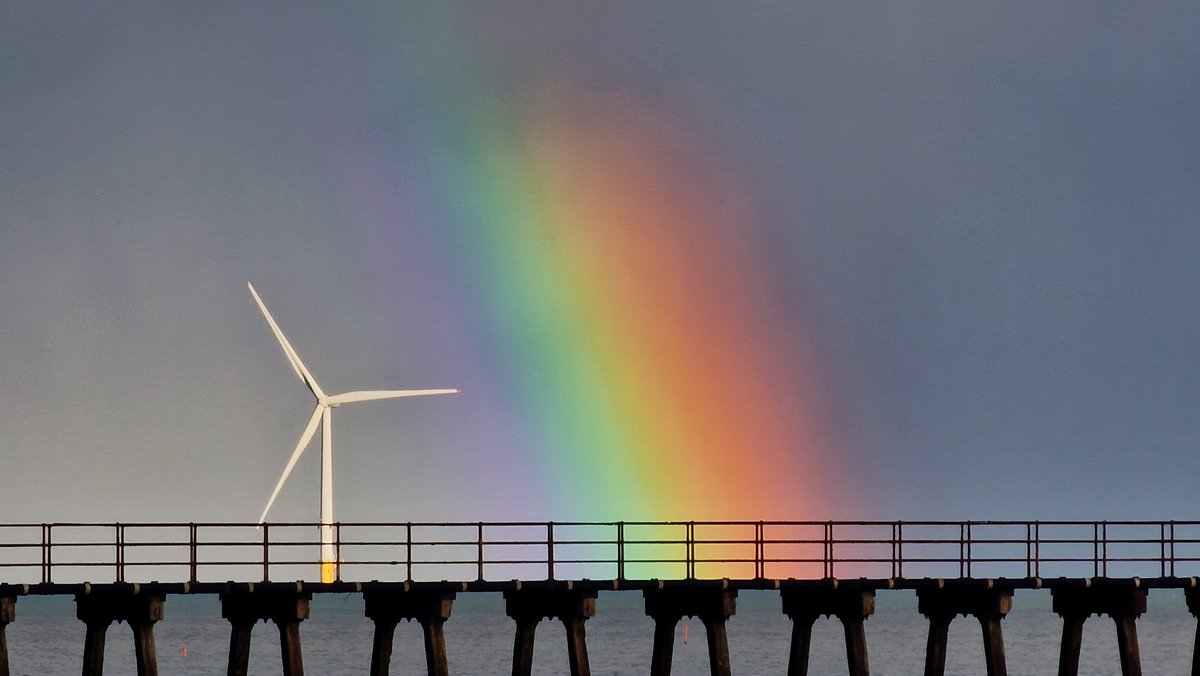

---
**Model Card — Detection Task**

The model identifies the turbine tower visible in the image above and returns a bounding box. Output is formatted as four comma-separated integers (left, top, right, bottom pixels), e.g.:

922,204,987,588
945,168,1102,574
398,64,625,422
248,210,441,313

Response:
248,282,457,583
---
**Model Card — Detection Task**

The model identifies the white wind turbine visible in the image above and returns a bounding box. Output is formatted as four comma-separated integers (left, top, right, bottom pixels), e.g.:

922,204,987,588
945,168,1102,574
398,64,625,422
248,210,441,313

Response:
248,282,458,583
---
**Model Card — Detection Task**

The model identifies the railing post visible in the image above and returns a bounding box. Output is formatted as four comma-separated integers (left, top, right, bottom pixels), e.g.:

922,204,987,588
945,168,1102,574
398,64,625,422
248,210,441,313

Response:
1034,522,1041,578
959,523,966,578
115,522,124,583
966,522,973,578
756,521,765,579
1160,523,1167,578
686,521,695,579
617,522,625,581
406,522,413,582
1170,521,1177,577
825,521,833,579
1101,521,1108,577
335,522,342,582
1093,522,1100,578
1026,523,1032,578
890,522,897,578
476,522,484,582
189,523,198,583
261,524,270,582
897,521,904,578
43,524,53,584
547,522,555,581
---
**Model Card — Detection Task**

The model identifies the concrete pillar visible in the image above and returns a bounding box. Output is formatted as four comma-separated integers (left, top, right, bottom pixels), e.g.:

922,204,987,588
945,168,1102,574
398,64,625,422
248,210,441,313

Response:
420,615,451,676
363,588,455,676
225,617,255,676
277,619,304,676
1056,612,1085,676
644,585,736,676
75,590,164,676
917,585,1012,676
563,614,591,676
505,587,596,676
786,613,817,676
649,613,678,676
922,614,951,676
1184,586,1200,676
781,585,875,676
1052,583,1146,676
220,587,310,676
0,596,14,676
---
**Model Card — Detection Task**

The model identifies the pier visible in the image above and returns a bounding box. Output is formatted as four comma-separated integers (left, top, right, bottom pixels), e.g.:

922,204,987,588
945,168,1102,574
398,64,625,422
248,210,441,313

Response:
2,519,1200,675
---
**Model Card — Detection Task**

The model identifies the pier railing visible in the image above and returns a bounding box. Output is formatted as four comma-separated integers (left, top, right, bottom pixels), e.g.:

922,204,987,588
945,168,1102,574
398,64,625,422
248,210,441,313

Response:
1,520,1199,585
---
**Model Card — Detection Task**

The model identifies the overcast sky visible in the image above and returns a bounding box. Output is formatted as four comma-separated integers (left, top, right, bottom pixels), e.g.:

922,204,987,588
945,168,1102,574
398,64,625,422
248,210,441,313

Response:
1,2,1197,524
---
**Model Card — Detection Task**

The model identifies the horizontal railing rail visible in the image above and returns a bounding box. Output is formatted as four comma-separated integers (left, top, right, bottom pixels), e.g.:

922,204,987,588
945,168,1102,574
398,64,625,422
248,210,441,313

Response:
0,520,1198,585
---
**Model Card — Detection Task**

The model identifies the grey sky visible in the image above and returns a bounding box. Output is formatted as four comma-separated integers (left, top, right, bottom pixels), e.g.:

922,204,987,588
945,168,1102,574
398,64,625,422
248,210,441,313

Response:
1,2,1197,522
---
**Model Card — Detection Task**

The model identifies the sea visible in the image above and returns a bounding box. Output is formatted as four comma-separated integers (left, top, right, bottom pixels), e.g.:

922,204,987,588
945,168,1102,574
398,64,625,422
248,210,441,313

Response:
3,589,1195,674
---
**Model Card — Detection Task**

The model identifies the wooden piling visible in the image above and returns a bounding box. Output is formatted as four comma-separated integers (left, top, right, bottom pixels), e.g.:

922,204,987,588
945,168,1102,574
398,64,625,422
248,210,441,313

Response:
1051,582,1146,676
363,587,455,676
644,585,736,676
917,584,1011,676
781,584,875,676
504,587,596,676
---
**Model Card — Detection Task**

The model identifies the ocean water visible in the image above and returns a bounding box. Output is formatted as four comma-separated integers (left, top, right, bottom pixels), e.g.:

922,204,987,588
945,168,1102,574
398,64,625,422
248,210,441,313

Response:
3,589,1195,674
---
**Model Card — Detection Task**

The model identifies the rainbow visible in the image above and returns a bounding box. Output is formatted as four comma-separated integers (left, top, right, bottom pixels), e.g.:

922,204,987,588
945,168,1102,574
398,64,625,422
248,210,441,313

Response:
414,85,839,521
268,15,846,524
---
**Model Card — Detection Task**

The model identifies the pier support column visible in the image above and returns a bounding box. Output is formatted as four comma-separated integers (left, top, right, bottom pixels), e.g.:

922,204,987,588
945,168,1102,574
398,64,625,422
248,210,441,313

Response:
644,584,736,676
1183,586,1200,676
916,583,1012,676
0,595,15,676
1051,583,1146,676
504,586,596,676
781,584,875,676
220,586,310,676
363,587,455,676
76,589,164,676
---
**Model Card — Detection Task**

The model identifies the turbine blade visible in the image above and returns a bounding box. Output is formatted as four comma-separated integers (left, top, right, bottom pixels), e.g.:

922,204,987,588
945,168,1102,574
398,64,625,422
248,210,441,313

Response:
327,388,460,405
258,405,324,524
247,282,326,399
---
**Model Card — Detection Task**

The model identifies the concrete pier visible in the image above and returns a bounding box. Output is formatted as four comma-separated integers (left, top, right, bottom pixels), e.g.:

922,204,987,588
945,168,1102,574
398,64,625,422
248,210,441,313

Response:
1052,582,1146,676
504,586,597,676
644,585,737,676
1,576,1199,673
363,587,455,676
220,585,311,676
75,588,164,676
781,583,875,676
917,582,1012,676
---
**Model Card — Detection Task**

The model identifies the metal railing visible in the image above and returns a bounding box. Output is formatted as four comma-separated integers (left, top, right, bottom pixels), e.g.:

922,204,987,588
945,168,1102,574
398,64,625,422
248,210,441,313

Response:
1,520,1199,585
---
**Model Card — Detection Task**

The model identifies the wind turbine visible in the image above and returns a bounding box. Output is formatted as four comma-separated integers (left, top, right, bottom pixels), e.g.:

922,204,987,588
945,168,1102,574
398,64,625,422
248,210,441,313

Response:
248,282,458,583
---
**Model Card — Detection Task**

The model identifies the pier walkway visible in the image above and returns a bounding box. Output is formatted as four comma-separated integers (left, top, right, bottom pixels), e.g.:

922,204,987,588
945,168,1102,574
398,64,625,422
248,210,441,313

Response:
1,519,1199,675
